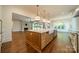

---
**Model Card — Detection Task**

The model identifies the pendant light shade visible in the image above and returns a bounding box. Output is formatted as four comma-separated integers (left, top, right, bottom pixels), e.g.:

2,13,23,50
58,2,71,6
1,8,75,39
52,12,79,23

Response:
35,16,40,20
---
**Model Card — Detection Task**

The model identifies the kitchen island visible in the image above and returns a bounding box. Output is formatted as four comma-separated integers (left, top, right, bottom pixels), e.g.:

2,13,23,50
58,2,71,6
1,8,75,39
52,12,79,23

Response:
25,29,57,52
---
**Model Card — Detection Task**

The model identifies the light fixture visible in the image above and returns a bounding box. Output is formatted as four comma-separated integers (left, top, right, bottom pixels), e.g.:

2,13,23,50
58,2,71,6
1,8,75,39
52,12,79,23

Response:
34,5,41,21
42,10,47,22
42,10,50,23
47,13,50,23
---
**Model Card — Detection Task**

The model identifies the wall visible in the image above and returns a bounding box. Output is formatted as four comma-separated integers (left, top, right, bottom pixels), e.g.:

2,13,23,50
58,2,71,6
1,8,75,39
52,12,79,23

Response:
69,17,77,32
0,6,2,52
68,17,78,32
1,6,36,43
21,21,32,31
76,17,79,31
12,20,32,32
0,6,2,34
12,20,22,32
0,6,2,19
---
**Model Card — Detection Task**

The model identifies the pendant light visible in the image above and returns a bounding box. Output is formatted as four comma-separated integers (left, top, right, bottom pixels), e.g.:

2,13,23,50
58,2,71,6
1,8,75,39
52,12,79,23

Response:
34,5,41,21
42,10,50,23
42,10,47,22
47,13,50,23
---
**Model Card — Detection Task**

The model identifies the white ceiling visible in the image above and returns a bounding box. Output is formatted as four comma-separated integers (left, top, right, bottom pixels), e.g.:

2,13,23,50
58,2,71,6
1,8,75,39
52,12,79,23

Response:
12,5,79,21
21,5,79,18
40,5,79,18
12,13,31,22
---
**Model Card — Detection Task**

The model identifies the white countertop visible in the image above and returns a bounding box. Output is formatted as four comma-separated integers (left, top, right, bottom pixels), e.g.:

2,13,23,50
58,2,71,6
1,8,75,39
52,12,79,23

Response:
28,29,54,33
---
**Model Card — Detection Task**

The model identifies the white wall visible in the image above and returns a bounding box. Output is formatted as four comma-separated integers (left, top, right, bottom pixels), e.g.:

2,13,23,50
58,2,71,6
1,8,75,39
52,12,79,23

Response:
0,6,2,34
0,6,2,44
0,6,2,33
0,6,2,19
69,17,77,32
1,6,36,43
12,20,22,32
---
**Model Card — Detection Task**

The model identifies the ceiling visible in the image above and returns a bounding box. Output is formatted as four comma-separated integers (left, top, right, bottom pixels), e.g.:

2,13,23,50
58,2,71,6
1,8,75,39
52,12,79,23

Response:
21,5,79,18
12,13,31,22
12,5,79,21
40,5,79,18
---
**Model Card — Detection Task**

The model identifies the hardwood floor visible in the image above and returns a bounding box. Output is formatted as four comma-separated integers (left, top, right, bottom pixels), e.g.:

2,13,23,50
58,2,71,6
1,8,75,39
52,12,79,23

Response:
2,32,38,53
43,32,75,53
1,32,75,53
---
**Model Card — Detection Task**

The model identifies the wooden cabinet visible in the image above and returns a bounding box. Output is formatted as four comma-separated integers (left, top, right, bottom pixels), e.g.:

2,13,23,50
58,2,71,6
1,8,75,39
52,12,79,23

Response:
25,30,57,52
25,31,41,52
41,32,53,49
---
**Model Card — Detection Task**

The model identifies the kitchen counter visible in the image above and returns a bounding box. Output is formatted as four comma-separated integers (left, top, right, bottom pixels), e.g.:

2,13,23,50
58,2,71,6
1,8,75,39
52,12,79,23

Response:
25,29,57,52
28,29,54,34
